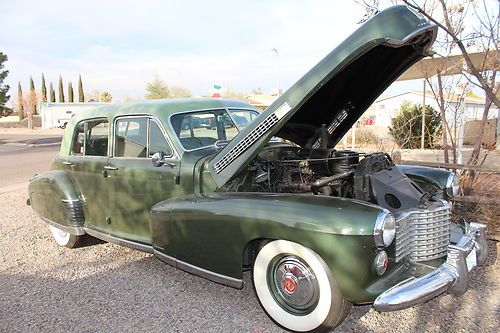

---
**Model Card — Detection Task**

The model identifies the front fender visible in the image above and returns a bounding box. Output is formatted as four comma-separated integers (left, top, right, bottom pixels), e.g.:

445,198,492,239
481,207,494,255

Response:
152,192,385,302
28,170,84,231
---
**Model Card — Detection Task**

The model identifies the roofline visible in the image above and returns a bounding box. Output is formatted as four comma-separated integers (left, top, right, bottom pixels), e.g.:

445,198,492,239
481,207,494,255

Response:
376,90,487,104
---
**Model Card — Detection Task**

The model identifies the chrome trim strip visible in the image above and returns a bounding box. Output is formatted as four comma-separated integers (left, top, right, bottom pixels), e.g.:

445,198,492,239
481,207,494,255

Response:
374,222,488,312
84,228,153,253
154,250,243,289
61,199,85,227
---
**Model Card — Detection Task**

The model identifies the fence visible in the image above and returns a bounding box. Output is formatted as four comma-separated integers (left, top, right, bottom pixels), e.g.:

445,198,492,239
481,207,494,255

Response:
463,119,497,146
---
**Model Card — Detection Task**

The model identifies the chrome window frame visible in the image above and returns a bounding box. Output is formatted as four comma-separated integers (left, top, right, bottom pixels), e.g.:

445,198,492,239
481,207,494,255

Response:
112,114,178,160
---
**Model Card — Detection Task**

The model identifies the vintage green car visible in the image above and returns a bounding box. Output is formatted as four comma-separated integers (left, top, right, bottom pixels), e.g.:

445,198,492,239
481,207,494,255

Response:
29,6,487,332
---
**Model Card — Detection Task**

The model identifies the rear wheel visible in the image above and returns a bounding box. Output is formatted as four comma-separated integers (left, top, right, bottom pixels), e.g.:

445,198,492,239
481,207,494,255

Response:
49,225,82,248
253,240,351,332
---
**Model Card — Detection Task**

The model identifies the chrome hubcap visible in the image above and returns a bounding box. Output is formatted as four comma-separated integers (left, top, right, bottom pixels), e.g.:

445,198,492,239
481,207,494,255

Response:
271,256,319,313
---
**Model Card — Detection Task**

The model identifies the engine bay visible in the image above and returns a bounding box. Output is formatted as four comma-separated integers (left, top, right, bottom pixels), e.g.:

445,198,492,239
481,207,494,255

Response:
222,143,436,213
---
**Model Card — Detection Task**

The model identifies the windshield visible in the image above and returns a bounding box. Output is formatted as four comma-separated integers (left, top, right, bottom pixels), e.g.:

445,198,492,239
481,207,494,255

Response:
170,109,260,151
227,109,260,130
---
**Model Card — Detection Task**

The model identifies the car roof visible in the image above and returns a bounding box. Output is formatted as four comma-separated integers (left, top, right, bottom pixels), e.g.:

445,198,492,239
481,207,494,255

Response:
69,98,256,123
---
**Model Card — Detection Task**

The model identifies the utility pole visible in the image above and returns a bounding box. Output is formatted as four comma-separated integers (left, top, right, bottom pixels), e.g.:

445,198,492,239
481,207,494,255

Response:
421,79,426,150
272,48,280,96
351,125,356,150
457,97,465,164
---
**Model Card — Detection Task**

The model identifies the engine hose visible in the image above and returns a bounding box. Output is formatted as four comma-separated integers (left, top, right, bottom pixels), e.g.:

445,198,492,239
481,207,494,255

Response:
311,171,355,194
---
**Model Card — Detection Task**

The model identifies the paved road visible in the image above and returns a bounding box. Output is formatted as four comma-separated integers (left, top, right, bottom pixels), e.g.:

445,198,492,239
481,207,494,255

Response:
0,143,59,188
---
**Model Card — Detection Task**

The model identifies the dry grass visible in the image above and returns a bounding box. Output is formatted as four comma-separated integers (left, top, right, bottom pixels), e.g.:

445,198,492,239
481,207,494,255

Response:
452,173,500,236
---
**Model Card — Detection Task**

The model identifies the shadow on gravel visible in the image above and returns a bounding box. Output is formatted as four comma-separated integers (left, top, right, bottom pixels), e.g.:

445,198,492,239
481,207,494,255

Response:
78,235,106,248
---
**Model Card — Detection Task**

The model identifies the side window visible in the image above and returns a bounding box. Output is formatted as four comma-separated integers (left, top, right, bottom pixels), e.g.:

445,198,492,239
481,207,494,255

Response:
149,119,173,157
115,117,148,158
71,122,85,155
171,110,237,150
70,119,109,156
86,119,109,156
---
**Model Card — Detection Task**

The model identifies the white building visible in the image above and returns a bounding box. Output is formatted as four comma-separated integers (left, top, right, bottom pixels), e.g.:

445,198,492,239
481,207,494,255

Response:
39,102,109,129
364,90,497,128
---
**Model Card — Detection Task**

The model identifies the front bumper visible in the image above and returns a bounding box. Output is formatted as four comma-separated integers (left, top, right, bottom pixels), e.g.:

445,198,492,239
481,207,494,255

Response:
374,222,488,312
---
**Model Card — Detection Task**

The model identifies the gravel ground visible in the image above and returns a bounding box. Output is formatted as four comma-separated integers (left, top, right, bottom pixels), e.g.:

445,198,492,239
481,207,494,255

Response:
1,188,498,333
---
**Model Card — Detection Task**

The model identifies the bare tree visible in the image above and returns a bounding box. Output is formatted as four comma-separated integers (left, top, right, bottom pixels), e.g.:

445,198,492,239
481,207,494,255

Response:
169,85,192,98
403,0,499,108
22,89,38,129
399,0,498,193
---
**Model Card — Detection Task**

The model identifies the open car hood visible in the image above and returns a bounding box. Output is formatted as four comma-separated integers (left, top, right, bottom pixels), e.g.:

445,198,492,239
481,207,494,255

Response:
205,6,437,189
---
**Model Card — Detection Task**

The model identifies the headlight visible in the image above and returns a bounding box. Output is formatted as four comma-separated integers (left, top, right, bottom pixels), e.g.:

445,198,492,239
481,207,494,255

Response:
374,210,396,248
446,172,460,197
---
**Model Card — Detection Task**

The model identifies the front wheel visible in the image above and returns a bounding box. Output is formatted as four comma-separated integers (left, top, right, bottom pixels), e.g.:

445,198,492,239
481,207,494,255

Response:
49,225,82,248
253,240,351,332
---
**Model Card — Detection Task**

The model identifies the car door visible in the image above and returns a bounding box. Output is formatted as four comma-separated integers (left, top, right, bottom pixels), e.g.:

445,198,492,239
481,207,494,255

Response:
106,116,180,245
61,118,110,232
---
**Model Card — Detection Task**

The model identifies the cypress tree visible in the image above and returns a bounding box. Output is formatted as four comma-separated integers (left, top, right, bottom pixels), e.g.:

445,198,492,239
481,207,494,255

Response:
29,76,37,114
0,52,10,117
58,75,64,102
49,82,55,102
68,82,74,102
18,82,24,120
29,76,35,92
41,73,47,103
78,74,84,102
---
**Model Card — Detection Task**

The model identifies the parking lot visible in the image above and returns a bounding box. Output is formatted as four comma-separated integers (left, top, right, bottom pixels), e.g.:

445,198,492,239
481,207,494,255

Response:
0,130,499,333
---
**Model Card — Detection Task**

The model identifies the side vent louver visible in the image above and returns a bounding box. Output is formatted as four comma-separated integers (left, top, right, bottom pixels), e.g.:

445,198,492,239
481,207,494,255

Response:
213,102,291,174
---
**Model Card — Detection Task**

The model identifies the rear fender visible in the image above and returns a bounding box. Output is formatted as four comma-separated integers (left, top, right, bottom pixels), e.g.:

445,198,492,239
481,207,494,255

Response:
28,170,84,234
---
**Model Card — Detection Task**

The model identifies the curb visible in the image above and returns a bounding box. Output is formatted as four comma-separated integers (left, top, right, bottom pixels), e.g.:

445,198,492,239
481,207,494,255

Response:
31,142,61,147
2,142,61,148
2,142,29,147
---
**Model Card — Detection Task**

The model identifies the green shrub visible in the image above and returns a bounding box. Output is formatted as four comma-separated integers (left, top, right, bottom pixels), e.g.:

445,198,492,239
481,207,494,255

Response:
389,102,441,149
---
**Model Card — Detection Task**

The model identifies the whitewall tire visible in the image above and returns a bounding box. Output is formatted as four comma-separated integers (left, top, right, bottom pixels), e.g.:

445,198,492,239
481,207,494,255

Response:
49,225,81,248
253,240,351,332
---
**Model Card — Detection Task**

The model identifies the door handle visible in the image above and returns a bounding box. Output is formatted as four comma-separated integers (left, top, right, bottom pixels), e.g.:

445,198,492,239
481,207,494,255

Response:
62,161,74,166
103,166,119,170
165,162,176,168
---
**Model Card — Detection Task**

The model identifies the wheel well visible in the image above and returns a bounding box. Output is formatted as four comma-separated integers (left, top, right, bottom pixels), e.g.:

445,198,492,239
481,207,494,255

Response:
242,238,273,270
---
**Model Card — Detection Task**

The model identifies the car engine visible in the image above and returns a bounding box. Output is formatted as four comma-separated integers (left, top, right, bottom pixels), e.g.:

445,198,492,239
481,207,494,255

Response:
223,144,434,213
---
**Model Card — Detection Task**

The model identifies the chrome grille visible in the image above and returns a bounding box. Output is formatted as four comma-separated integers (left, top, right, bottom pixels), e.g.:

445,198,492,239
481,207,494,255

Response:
395,202,451,263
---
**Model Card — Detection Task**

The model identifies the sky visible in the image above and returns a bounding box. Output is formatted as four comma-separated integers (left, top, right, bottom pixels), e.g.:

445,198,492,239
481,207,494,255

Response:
1,0,417,104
